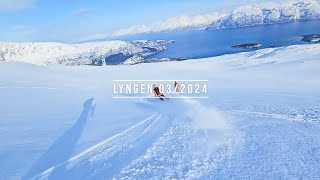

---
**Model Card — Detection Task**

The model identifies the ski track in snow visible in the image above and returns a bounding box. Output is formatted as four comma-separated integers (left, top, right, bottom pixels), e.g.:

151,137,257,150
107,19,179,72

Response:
33,113,164,179
33,99,243,179
1,44,320,179
115,123,241,179
225,109,320,125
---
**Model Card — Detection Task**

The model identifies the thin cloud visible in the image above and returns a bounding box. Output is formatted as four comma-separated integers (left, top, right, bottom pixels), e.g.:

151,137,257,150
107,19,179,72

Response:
0,0,36,11
12,25,36,35
75,33,110,43
71,8,94,17
12,25,27,31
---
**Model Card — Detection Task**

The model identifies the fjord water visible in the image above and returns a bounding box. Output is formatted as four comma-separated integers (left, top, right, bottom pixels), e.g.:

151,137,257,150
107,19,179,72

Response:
118,20,320,59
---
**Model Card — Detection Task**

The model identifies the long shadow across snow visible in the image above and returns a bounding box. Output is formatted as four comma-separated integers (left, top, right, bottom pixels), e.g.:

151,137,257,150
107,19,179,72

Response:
23,97,95,180
31,100,173,179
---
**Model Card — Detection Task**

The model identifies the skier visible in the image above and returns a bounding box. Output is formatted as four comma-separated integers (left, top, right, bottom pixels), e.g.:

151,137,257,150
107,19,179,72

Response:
174,81,179,92
153,84,166,101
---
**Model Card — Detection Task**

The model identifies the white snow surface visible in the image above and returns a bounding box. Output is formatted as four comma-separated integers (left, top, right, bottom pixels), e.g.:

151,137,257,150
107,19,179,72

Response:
207,0,320,29
0,44,320,179
111,13,225,37
0,40,170,66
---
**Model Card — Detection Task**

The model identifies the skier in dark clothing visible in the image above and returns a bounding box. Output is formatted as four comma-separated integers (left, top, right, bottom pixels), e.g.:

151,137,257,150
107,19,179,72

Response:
153,84,165,101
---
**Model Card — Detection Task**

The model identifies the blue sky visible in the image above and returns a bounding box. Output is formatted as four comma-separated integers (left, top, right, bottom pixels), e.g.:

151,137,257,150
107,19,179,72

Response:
0,0,262,42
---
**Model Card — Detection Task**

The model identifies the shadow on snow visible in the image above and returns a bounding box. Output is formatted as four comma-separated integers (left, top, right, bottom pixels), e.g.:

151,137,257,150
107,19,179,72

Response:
22,97,95,180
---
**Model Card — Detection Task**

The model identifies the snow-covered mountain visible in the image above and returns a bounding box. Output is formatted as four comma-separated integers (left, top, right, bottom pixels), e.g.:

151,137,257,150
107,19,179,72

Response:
0,40,172,66
109,13,225,38
206,0,320,30
78,0,320,40
77,13,225,41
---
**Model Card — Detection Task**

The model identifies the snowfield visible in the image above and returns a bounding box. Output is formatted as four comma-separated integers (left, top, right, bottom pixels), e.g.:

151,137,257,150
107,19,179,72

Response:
0,44,320,179
0,40,172,66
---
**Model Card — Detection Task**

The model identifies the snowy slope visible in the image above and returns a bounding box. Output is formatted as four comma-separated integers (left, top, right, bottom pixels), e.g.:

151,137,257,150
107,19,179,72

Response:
110,13,225,37
0,44,319,179
207,0,320,30
0,40,171,66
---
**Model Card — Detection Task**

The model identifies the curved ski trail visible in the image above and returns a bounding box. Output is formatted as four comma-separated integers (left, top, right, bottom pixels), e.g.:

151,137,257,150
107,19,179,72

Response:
35,99,243,179
34,112,171,179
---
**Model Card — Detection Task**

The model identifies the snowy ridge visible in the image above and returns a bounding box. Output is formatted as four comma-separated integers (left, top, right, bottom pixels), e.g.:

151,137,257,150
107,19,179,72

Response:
207,0,320,30
0,40,171,66
110,13,225,37
82,0,320,39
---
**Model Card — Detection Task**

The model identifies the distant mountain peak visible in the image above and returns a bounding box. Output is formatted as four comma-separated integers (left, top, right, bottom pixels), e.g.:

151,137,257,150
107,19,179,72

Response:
0,40,174,66
206,0,320,30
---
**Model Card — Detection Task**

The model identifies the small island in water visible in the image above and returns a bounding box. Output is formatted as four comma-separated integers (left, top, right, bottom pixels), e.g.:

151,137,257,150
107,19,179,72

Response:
301,34,320,43
231,43,262,49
